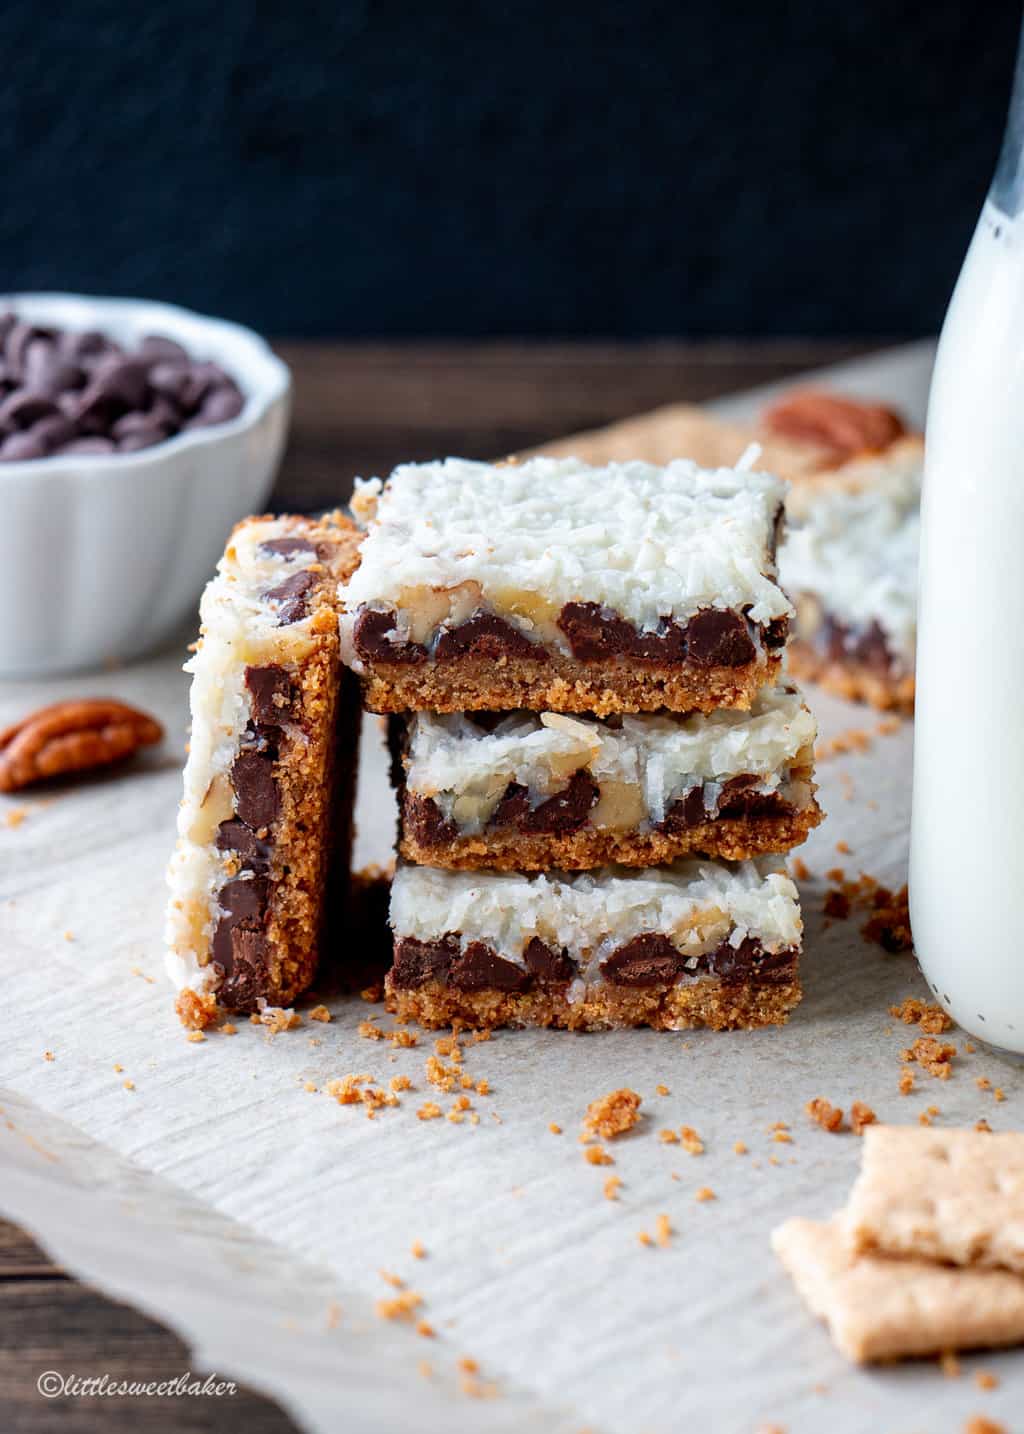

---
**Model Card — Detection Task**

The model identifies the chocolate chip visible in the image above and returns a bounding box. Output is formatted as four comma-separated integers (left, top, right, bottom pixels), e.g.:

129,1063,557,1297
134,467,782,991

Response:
557,602,687,663
391,934,460,987
686,609,756,667
491,769,598,834
187,384,244,427
0,431,46,461
352,607,427,665
58,329,110,362
28,413,76,451
216,819,272,869
523,937,575,986
716,775,793,820
259,536,317,559
139,334,190,363
763,615,790,650
263,569,317,625
56,436,117,455
4,322,44,381
600,933,684,986
557,601,637,660
218,926,272,1009
659,785,708,831
118,428,167,453
211,876,271,970
148,361,192,405
707,936,796,985
402,793,458,846
245,664,294,725
0,389,59,429
230,750,279,829
449,940,532,992
823,617,893,676
433,612,541,662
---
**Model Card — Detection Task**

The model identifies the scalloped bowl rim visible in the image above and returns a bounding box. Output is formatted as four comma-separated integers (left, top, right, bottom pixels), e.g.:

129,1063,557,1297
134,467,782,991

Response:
0,292,290,484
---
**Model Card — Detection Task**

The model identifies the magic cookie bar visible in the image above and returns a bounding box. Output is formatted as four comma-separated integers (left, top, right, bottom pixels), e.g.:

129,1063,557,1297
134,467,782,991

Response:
780,444,920,712
166,512,362,1029
339,457,792,716
385,857,802,1030
393,684,821,870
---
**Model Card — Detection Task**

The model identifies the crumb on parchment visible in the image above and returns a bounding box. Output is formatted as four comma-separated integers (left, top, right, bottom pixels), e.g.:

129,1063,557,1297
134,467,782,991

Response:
309,1004,332,1023
680,1126,704,1155
902,1037,956,1079
581,1088,642,1142
603,1175,622,1201
375,1290,422,1321
805,1098,843,1133
850,1101,877,1135
584,1145,614,1166
889,996,953,1034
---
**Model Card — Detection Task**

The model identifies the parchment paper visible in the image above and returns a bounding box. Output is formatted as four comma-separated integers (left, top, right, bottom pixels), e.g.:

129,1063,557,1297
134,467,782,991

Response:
4,342,1022,1434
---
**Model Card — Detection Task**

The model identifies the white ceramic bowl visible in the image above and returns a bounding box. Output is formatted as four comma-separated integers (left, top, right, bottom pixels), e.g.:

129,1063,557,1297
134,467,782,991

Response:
0,293,291,677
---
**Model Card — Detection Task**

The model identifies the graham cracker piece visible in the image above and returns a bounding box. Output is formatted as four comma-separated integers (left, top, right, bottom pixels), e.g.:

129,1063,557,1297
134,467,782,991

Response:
772,1216,1024,1363
845,1126,1024,1274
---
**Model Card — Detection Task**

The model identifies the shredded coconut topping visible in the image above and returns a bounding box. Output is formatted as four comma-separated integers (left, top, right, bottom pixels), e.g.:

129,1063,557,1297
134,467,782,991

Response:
403,684,816,830
342,457,791,653
390,858,801,979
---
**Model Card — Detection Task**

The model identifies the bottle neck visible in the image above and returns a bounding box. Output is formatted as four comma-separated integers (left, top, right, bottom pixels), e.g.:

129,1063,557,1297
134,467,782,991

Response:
992,18,1024,216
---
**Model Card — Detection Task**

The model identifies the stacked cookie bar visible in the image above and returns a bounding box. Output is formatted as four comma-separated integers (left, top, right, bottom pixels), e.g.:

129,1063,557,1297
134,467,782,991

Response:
341,455,820,1031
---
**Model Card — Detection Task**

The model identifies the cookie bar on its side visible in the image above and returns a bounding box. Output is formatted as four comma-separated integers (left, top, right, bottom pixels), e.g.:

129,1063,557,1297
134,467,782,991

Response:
339,457,793,717
166,512,362,1029
392,684,822,870
385,857,802,1031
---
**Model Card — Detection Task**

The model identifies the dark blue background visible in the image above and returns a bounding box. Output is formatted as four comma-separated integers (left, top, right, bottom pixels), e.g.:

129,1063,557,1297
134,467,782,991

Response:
1,2,1018,337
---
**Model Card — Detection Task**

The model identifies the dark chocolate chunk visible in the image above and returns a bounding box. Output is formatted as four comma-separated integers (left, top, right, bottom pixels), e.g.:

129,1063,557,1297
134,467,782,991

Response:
140,334,190,363
0,389,60,429
216,819,272,870
211,875,271,970
218,926,272,1010
686,609,756,667
352,607,427,665
230,749,279,829
491,769,598,834
763,615,789,650
433,612,541,662
402,793,458,846
188,385,245,427
259,536,317,559
263,569,317,625
716,775,794,820
659,785,708,831
600,933,684,986
391,934,460,987
245,664,294,725
707,936,797,985
557,602,687,662
449,940,532,992
0,431,47,461
557,601,638,660
56,436,117,455
523,937,576,986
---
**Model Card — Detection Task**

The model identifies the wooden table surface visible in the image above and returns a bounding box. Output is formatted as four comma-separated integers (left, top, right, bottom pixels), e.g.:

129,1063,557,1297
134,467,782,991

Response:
1,338,874,1432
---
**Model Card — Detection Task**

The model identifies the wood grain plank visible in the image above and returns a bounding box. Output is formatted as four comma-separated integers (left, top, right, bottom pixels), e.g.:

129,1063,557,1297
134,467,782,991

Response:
0,1281,298,1432
270,339,874,510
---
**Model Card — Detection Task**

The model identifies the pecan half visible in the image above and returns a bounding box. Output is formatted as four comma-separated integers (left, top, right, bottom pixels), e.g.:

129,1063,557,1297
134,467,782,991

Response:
762,389,906,462
0,699,163,793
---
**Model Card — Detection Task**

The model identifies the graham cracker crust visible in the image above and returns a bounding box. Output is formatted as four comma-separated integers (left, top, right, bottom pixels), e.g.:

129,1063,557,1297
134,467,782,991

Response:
399,799,823,870
385,973,801,1032
359,651,784,717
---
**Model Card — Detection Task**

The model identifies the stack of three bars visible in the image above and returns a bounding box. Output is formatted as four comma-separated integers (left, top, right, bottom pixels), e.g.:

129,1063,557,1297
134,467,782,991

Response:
341,455,821,1031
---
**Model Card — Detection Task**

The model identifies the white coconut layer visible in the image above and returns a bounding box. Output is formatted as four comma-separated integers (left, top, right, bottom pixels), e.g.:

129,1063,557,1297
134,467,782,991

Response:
402,684,816,833
780,446,921,669
389,858,801,985
164,517,331,997
339,456,791,666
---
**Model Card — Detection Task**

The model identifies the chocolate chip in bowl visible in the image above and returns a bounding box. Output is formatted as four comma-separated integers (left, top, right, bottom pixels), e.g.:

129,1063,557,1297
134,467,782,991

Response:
0,311,245,462
0,293,290,677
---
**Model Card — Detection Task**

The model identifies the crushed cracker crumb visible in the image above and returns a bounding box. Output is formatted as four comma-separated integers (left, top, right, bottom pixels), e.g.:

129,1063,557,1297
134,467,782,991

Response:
603,1174,622,1201
309,1005,332,1023
850,1101,877,1135
805,1098,843,1133
585,1145,614,1166
582,1088,642,1141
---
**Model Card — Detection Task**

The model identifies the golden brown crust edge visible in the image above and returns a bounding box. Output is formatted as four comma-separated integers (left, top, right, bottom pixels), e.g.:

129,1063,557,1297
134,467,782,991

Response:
787,642,915,714
385,974,801,1032
359,652,784,717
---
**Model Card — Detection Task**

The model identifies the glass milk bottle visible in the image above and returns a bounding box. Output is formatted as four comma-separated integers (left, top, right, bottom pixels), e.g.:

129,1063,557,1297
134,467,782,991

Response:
911,25,1024,1053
